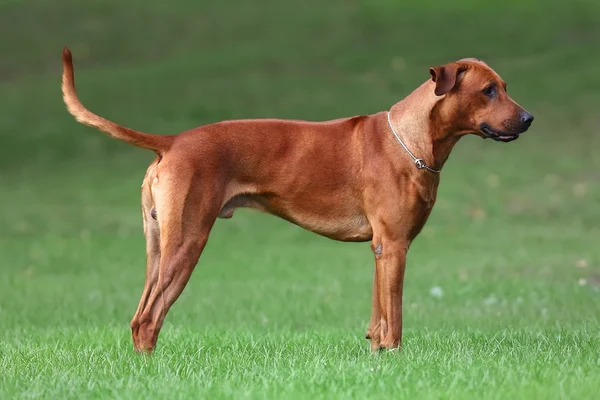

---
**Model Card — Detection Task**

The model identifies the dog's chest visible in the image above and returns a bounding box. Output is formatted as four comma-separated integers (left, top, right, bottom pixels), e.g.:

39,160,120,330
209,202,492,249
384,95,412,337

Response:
412,177,438,206
392,178,439,232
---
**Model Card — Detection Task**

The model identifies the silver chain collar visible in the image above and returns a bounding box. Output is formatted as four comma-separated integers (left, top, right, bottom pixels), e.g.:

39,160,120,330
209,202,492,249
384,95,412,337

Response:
386,112,440,174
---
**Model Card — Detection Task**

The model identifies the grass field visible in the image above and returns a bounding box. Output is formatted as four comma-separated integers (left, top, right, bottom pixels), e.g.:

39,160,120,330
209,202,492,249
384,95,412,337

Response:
1,0,600,398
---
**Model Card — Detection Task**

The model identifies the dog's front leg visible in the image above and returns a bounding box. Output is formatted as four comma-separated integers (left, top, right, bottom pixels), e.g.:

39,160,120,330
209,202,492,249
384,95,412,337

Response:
365,262,381,351
373,240,408,351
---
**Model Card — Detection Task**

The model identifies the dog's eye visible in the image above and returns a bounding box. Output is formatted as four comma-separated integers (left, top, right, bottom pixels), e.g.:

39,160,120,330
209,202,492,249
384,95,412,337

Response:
482,85,497,98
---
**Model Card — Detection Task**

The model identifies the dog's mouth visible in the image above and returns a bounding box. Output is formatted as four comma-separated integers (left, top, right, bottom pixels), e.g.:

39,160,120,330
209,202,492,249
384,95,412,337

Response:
480,123,522,143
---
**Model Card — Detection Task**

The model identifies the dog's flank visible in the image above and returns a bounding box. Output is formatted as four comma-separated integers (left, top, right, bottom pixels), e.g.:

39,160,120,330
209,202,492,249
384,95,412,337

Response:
61,47,174,154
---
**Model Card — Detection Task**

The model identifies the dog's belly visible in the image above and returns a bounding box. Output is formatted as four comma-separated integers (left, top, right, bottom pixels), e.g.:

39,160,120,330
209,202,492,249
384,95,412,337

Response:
219,193,373,242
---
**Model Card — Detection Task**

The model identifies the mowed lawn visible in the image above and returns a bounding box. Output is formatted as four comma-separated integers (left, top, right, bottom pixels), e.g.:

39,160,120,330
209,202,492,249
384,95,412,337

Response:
1,0,600,398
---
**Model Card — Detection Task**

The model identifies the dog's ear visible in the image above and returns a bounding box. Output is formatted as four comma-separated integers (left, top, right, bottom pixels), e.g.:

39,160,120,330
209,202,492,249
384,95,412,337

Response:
429,63,466,96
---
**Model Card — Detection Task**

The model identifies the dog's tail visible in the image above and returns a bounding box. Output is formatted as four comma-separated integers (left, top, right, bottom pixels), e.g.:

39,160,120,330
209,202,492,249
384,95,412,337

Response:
61,46,173,154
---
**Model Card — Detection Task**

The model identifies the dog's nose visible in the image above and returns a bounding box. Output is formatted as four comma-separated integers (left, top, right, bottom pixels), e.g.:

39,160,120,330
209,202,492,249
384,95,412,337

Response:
520,111,534,125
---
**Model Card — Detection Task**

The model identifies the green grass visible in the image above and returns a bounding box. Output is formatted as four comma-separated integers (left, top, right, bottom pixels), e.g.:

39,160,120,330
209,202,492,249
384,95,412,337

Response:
2,329,598,399
1,0,600,398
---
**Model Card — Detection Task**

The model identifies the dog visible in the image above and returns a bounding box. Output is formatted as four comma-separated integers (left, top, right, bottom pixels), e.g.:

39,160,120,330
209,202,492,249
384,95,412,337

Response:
61,47,533,353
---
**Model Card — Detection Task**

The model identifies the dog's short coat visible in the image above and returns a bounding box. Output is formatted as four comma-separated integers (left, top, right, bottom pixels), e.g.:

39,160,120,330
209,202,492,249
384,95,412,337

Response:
61,47,533,353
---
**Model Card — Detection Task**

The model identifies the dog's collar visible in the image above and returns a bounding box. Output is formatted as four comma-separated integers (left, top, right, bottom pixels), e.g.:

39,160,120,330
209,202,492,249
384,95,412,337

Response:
386,112,440,174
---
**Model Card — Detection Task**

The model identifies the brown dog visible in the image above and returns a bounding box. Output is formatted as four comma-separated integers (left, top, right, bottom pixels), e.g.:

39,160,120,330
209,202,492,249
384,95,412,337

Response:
61,47,533,353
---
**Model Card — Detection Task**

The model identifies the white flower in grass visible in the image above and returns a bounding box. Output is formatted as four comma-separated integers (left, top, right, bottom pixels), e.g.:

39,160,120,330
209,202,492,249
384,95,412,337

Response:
429,286,443,298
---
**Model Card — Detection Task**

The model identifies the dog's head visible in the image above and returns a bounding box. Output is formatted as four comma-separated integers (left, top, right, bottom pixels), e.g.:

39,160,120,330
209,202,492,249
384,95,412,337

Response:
429,59,533,142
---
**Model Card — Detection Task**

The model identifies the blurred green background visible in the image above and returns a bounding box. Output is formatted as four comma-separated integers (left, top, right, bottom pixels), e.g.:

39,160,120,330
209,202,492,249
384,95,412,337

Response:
1,0,599,398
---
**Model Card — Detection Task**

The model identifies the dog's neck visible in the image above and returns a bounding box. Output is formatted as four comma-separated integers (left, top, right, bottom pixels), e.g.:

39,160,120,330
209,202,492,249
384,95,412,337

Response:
388,80,464,173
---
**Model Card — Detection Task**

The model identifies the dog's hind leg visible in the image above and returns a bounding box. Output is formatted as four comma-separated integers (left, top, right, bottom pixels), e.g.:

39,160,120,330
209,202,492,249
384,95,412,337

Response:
131,165,221,353
130,167,162,344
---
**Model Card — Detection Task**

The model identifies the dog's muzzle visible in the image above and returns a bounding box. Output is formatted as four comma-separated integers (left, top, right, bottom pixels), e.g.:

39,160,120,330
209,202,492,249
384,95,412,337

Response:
481,113,534,143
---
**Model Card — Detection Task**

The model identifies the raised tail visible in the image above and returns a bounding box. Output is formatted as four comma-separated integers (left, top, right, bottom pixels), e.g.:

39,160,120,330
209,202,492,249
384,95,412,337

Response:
61,46,173,154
